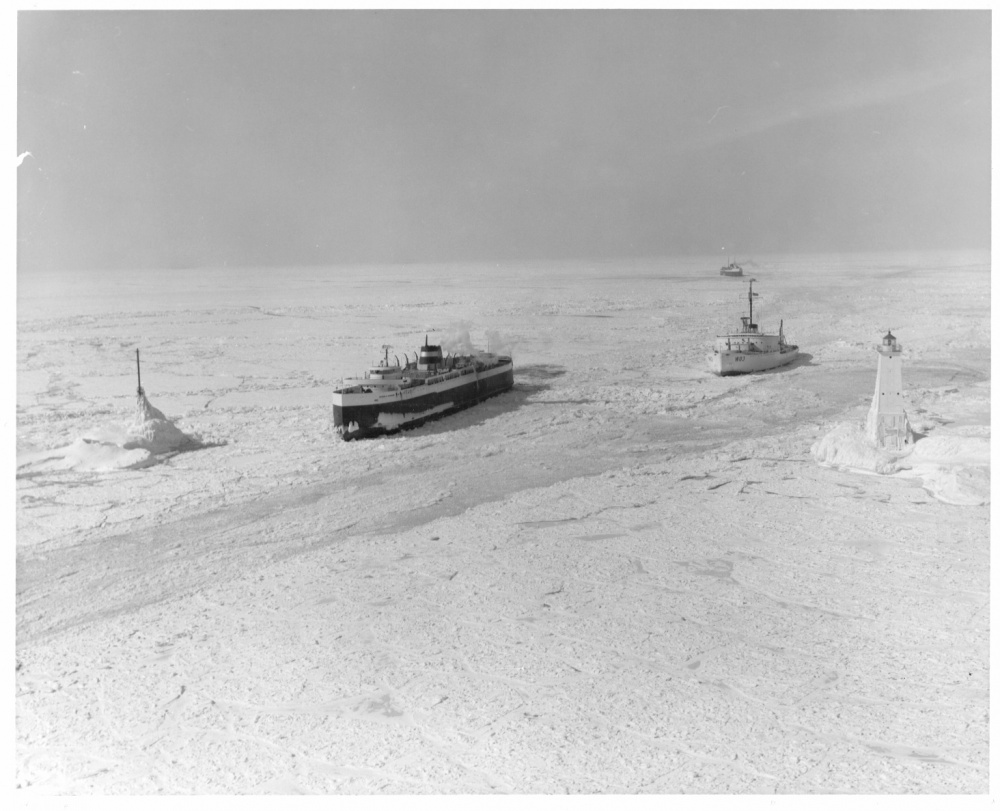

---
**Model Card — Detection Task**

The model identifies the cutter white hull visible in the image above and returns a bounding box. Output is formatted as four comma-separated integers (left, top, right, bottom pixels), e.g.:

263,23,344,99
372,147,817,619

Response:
712,346,799,375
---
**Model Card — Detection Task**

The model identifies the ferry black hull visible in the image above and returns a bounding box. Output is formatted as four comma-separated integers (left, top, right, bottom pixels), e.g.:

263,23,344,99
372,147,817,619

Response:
333,365,514,440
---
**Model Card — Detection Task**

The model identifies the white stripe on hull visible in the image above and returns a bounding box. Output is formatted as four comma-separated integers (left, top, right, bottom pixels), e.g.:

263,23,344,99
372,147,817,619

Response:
376,402,454,429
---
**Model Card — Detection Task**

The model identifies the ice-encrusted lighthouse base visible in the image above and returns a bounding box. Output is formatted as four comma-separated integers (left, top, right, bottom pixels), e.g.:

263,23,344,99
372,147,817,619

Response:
865,330,912,451
124,391,199,453
14,391,202,475
812,328,988,504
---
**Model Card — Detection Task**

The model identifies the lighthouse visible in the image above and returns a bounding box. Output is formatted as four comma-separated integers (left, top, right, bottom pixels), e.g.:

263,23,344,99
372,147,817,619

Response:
866,329,912,451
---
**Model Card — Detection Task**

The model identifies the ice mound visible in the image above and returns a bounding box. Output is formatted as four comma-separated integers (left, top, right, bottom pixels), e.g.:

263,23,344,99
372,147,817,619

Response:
812,423,990,506
898,465,990,506
123,393,199,453
903,435,990,466
16,394,202,476
16,437,156,474
894,435,991,506
810,422,901,474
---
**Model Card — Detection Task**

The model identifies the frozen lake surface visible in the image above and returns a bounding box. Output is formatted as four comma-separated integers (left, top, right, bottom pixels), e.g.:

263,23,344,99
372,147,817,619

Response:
16,253,990,793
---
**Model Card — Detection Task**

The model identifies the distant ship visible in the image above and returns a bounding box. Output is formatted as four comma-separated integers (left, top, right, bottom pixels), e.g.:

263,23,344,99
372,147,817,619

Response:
332,337,514,440
719,260,744,277
711,279,798,375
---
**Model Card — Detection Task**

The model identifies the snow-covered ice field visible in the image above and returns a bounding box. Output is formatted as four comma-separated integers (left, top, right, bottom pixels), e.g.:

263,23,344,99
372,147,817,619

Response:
16,253,990,793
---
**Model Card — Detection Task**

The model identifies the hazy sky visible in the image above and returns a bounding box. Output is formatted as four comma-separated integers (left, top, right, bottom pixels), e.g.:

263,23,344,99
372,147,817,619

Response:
17,10,991,271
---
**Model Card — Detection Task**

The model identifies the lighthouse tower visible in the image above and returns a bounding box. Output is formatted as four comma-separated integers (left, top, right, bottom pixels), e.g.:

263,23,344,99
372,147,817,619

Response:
866,329,912,451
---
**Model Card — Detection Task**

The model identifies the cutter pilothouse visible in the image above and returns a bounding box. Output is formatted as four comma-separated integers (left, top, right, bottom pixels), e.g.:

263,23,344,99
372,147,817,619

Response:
332,336,514,440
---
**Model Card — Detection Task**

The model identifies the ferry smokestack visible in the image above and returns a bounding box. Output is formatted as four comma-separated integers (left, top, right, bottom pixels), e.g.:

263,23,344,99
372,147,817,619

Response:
418,341,444,372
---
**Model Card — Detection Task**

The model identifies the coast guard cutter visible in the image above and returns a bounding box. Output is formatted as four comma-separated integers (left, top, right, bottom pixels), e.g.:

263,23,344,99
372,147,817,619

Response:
711,279,798,375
